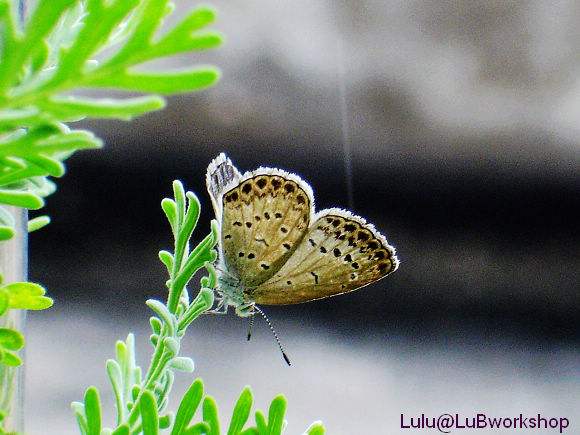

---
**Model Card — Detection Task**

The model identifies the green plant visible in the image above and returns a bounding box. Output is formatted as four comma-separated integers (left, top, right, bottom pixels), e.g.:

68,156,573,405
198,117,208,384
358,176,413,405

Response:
73,182,326,434
0,0,221,430
0,279,52,366
0,0,222,240
0,0,222,358
0,0,221,356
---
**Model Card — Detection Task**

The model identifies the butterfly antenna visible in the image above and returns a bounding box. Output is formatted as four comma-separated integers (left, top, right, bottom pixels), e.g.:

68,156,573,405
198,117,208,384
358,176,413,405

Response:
254,305,291,366
247,313,255,341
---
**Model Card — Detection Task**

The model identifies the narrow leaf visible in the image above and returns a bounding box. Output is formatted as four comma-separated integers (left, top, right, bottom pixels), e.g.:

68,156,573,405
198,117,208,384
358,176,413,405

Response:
111,424,130,435
87,68,220,94
161,198,177,233
0,225,14,241
84,387,102,435
169,356,194,373
159,413,172,429
149,316,162,335
227,387,253,435
255,410,267,434
0,350,22,366
0,189,44,209
183,422,210,435
158,250,174,274
0,328,24,351
267,396,287,435
304,421,326,435
140,391,159,435
27,215,50,232
0,291,8,316
41,96,165,121
171,378,204,435
203,396,220,435
146,299,176,335
4,281,53,310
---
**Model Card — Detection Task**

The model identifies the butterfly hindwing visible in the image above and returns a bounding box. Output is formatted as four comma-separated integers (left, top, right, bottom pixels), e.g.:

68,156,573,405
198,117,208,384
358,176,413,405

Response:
250,209,398,304
221,169,314,287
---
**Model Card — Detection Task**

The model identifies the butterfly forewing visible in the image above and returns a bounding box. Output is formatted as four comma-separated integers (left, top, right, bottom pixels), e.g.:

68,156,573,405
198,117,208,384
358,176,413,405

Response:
221,171,313,287
250,210,398,304
206,153,241,222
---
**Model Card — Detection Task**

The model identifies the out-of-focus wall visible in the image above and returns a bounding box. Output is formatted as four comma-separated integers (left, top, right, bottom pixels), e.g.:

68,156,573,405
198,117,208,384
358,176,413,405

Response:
31,0,579,335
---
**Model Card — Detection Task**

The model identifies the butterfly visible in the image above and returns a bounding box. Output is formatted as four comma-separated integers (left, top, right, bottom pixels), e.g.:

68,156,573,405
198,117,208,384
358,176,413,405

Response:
206,152,399,312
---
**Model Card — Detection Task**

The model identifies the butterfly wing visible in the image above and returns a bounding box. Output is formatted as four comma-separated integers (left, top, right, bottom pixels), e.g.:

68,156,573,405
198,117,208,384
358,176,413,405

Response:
250,208,399,305
206,153,242,222
220,168,314,287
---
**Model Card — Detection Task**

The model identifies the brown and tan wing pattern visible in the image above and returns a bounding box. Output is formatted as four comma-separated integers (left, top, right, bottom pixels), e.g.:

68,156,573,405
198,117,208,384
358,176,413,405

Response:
221,168,314,287
251,208,399,305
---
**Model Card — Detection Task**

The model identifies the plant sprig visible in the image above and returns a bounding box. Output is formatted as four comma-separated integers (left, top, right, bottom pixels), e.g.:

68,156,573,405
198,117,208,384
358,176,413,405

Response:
0,0,222,240
0,277,53,366
73,181,326,434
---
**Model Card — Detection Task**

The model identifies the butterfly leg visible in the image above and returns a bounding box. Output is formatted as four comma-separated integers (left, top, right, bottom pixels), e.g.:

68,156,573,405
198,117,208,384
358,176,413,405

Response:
234,301,255,318
204,295,229,315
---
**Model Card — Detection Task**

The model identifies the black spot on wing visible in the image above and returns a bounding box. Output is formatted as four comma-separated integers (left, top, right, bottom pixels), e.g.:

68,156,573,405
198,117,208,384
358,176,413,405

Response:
310,271,319,284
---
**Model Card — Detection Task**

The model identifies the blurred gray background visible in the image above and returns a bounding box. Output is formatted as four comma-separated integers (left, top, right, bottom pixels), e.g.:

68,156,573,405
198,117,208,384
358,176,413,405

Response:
25,1,579,433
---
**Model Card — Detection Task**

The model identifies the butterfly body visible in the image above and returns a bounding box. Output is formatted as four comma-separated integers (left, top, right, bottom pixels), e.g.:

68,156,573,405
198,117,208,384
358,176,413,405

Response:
206,154,399,317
